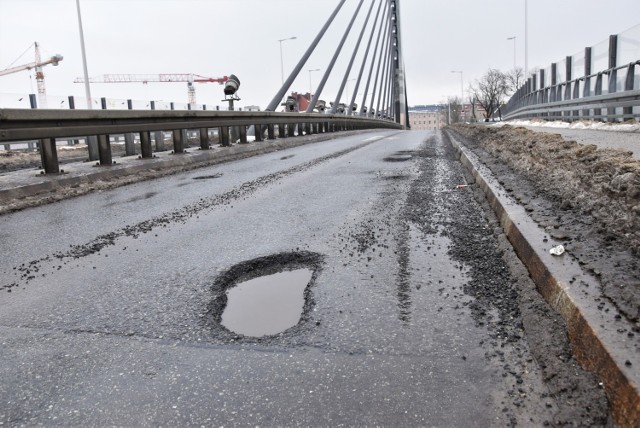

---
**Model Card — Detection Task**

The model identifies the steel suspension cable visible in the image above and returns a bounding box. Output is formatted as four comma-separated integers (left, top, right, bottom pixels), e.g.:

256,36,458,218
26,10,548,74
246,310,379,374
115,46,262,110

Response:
374,21,392,116
306,0,364,113
265,0,346,112
331,0,377,114
359,1,389,115
348,0,384,115
368,5,392,115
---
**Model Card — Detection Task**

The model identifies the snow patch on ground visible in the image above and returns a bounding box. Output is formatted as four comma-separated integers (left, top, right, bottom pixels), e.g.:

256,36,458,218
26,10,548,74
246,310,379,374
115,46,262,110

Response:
496,119,640,132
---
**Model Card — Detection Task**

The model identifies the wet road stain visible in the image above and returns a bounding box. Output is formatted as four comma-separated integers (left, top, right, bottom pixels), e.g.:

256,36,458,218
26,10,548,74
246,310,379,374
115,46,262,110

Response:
221,268,313,337
280,155,295,160
383,153,413,162
102,191,158,208
192,173,223,180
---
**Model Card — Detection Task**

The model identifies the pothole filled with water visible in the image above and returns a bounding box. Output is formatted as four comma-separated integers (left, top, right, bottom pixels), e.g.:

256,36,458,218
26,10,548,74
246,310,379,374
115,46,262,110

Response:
221,268,313,337
207,252,323,339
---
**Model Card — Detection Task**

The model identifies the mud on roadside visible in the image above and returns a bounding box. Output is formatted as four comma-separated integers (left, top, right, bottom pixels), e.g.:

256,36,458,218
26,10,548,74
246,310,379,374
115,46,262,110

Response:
448,124,640,326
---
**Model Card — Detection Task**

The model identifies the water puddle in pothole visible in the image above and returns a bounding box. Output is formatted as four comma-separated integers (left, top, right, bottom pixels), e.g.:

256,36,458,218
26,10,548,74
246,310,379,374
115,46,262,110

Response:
221,268,314,337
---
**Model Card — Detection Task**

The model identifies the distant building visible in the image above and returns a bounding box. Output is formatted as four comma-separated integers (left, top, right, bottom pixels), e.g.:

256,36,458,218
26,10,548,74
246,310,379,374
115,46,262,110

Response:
408,108,445,130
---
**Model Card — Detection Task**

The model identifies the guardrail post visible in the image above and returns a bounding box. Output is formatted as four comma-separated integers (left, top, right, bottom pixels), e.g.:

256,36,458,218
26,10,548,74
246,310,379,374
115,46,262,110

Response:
623,63,636,119
608,34,618,121
124,99,136,155
199,128,210,149
594,73,603,119
67,96,79,147
538,69,546,116
254,125,264,142
97,134,112,165
583,47,592,118
27,94,41,153
238,125,248,144
150,101,165,152
172,129,184,153
267,124,275,140
287,123,296,137
565,57,573,121
550,63,558,117
219,126,230,146
278,124,286,138
40,138,60,174
140,131,153,158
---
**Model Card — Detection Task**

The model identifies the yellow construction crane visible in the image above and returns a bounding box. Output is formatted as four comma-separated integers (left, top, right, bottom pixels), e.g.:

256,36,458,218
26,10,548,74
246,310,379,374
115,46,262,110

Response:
0,42,63,108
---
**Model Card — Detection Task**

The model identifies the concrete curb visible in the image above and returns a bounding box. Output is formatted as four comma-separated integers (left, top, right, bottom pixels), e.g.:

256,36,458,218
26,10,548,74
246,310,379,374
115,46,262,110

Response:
445,129,639,426
0,131,372,209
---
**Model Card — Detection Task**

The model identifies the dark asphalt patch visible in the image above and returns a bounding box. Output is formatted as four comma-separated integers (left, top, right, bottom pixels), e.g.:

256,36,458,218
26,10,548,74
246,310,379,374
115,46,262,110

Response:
383,153,413,162
192,173,223,180
280,155,295,160
205,251,324,342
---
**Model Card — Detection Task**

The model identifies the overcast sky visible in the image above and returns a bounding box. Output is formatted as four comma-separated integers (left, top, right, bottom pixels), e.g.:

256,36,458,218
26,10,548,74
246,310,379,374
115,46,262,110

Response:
1,0,639,110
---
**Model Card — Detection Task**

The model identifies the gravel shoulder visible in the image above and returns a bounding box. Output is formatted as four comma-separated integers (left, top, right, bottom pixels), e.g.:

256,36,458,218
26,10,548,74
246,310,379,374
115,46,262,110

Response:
449,123,640,327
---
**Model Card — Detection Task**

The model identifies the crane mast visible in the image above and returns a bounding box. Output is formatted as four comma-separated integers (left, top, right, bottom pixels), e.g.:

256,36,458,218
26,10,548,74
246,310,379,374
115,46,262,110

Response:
0,42,63,108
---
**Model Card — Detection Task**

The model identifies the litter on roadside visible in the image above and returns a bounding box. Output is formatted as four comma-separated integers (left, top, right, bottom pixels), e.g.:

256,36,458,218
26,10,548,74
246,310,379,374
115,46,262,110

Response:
455,184,468,189
549,245,565,256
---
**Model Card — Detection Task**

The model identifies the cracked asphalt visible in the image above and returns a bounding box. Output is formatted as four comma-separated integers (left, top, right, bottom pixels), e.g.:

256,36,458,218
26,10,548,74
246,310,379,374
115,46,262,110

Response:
0,130,608,426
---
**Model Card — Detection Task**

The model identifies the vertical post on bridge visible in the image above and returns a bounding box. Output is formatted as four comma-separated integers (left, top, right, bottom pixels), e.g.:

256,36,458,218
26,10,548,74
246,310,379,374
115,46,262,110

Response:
267,124,276,140
124,99,136,155
199,127,210,149
97,97,113,165
40,138,60,174
219,126,230,146
140,131,153,158
583,47,592,119
172,129,184,153
151,101,166,152
254,125,264,142
238,125,248,144
67,96,79,147
607,34,618,122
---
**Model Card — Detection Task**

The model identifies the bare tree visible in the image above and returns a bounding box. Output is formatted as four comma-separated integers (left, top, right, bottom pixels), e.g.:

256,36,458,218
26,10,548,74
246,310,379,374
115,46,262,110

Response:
469,69,508,121
505,67,524,96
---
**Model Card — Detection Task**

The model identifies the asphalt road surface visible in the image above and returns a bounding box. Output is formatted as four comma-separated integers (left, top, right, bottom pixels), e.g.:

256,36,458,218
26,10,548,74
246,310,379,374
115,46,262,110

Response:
0,130,602,425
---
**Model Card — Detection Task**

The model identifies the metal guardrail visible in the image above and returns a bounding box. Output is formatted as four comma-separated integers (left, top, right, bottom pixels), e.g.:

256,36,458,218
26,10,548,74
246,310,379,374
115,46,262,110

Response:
0,109,401,173
503,30,640,122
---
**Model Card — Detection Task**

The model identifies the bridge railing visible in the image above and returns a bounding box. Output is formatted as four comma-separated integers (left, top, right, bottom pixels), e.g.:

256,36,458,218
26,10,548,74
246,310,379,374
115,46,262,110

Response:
503,24,640,122
0,108,401,173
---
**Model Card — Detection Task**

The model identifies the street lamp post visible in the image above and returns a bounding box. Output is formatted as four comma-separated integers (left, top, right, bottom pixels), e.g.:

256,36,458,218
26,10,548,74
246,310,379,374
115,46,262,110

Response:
278,36,297,85
451,70,464,122
524,0,528,76
507,36,517,69
308,68,320,96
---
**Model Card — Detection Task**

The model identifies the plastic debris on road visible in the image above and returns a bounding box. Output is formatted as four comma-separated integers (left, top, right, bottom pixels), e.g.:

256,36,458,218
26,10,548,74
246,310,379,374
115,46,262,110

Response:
549,245,565,256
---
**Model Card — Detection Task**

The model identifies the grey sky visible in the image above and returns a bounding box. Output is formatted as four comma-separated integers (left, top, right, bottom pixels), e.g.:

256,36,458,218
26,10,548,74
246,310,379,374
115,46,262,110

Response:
1,0,639,109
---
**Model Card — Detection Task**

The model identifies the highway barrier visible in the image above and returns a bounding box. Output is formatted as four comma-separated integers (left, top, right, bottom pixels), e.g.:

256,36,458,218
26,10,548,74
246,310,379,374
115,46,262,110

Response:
0,109,401,174
504,25,640,122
